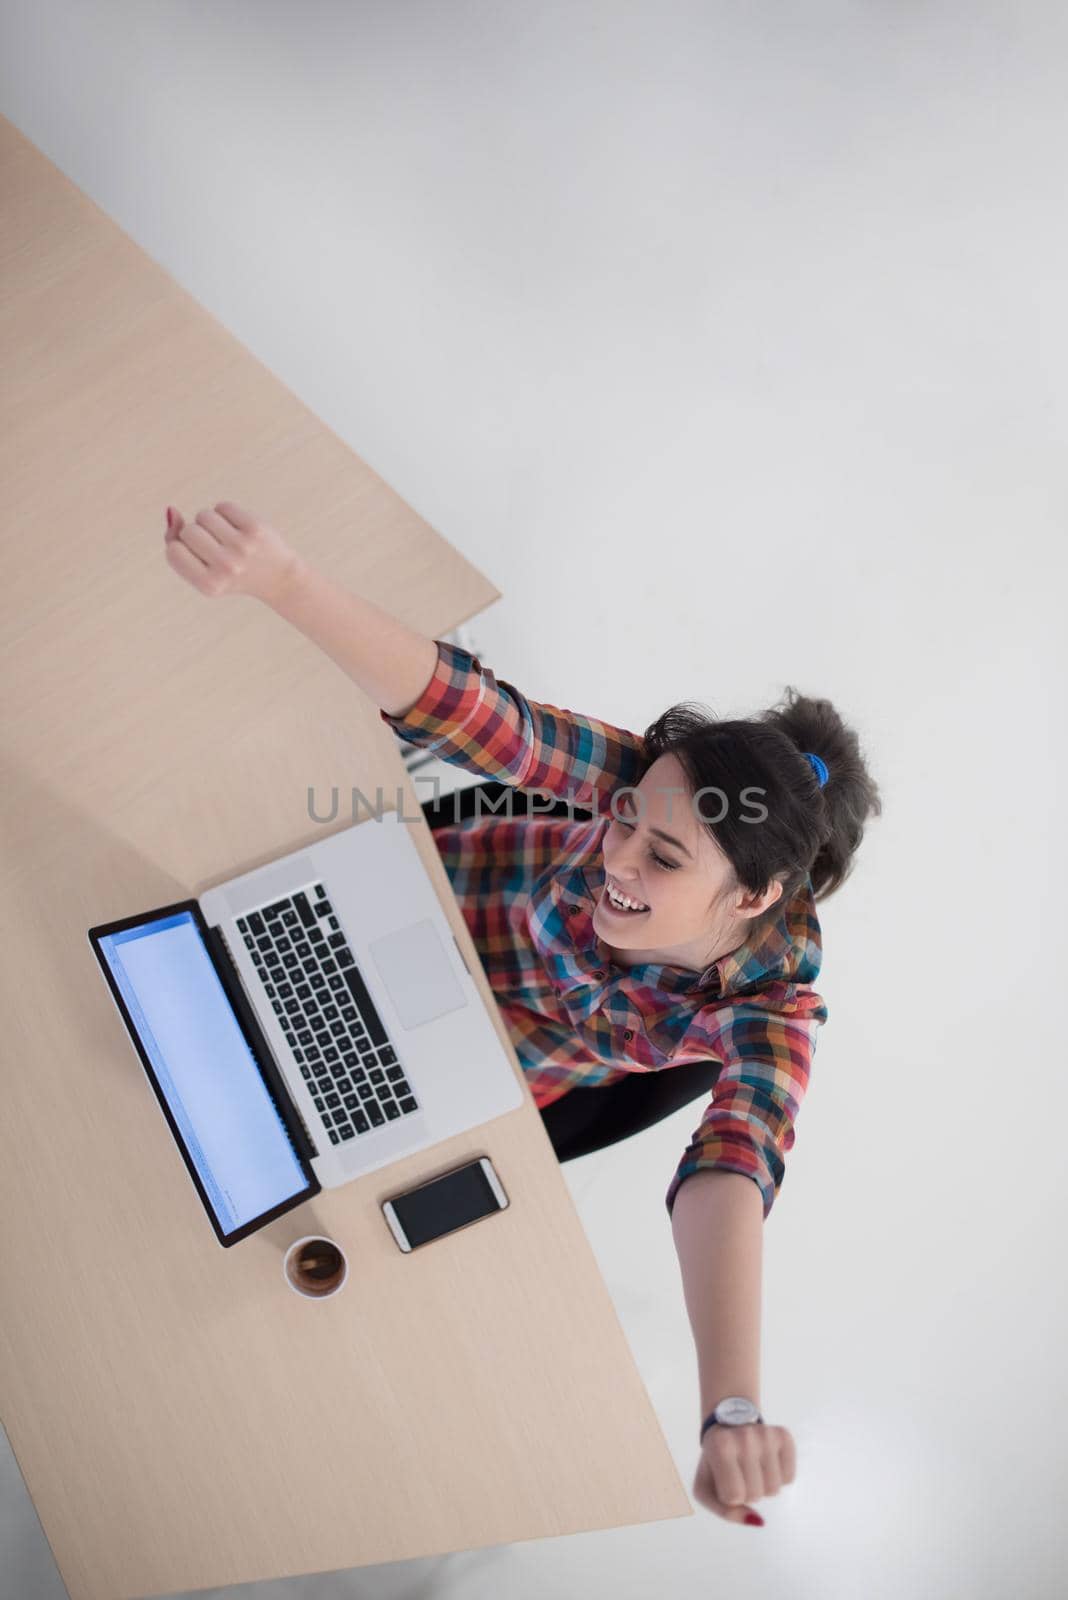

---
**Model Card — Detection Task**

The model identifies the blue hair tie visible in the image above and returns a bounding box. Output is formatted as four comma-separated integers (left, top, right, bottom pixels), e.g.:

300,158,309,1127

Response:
803,751,829,788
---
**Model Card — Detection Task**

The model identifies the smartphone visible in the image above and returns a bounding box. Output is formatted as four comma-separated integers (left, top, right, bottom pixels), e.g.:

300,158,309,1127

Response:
381,1156,509,1253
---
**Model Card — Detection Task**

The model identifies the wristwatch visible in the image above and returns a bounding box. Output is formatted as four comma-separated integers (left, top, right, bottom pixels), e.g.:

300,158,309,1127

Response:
700,1395,764,1443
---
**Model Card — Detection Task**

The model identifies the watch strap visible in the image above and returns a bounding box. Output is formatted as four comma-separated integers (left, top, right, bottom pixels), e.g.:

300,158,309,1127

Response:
700,1405,764,1442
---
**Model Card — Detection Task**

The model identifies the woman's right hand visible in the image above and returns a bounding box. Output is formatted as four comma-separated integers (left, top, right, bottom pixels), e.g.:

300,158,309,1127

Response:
163,500,304,608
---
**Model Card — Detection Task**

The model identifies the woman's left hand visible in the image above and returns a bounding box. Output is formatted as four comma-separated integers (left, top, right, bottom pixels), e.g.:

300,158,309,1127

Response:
692,1420,795,1525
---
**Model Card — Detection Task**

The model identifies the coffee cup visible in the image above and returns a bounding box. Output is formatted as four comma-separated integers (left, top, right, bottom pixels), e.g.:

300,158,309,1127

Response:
282,1235,348,1299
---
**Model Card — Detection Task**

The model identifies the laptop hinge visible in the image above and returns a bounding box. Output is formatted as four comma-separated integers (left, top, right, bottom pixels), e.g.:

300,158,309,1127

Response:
203,921,320,1165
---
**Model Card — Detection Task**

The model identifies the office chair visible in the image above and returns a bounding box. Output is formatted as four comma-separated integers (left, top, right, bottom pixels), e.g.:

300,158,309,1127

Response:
419,778,719,1162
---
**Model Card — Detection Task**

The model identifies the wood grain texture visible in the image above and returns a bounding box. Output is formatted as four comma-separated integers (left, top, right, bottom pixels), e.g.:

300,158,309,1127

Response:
0,115,690,1600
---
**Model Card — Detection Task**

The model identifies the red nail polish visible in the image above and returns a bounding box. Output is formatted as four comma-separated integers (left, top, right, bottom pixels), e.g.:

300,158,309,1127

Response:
744,1512,763,1526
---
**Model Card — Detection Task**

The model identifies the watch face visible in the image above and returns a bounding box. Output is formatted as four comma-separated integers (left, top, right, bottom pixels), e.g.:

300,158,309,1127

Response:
716,1396,759,1425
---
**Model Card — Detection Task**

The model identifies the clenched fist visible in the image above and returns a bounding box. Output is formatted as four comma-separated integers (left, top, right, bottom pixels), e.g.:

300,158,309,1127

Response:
692,1420,796,1526
163,500,303,608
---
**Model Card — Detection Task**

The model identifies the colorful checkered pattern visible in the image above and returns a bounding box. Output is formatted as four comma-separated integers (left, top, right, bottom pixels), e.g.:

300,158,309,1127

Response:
380,640,828,1221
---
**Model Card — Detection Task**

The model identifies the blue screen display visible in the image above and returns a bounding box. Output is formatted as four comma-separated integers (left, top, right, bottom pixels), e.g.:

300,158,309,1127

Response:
96,911,312,1235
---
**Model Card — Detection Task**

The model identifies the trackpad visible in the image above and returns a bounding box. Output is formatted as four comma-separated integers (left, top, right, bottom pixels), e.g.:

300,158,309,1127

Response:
368,919,467,1030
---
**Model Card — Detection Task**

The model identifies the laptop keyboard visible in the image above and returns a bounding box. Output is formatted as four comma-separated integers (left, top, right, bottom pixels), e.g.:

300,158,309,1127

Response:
235,882,420,1148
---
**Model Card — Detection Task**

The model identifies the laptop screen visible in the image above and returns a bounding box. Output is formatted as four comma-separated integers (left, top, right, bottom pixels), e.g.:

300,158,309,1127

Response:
95,910,313,1239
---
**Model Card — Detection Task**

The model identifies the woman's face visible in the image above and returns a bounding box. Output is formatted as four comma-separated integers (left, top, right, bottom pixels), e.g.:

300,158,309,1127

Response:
593,753,780,971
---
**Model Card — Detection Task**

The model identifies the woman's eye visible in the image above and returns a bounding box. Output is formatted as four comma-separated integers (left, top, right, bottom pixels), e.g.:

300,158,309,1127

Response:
613,815,678,871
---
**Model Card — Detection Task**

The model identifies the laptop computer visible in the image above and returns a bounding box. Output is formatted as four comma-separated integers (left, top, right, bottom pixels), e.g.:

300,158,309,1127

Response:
87,807,524,1248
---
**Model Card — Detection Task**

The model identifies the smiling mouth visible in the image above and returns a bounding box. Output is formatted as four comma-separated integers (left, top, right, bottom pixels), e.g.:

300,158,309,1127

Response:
602,883,650,916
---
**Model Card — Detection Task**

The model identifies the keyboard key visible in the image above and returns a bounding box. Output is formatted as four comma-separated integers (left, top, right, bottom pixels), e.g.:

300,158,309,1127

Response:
327,931,346,950
366,1103,384,1127
340,964,388,1046
384,1102,400,1121
293,891,316,930
264,899,290,918
386,1065,405,1084
328,1128,341,1145
325,1092,341,1110
379,1046,397,1066
248,913,265,937
336,949,354,969
398,1096,418,1113
339,1123,355,1141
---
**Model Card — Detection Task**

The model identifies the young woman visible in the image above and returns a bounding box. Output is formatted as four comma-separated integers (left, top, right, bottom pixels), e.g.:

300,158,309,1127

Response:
164,499,882,1529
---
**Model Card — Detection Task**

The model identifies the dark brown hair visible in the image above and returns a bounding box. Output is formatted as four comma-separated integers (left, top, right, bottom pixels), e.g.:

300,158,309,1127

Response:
641,685,882,908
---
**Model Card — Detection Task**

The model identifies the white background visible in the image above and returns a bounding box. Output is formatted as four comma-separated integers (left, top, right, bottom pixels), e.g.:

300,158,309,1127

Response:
2,2,1065,1597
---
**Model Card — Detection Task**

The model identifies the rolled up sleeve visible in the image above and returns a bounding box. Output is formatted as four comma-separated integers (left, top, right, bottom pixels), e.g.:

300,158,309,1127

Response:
380,638,646,815
664,1001,825,1224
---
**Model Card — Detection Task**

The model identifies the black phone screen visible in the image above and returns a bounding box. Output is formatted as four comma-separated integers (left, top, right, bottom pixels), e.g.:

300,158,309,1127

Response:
385,1158,505,1249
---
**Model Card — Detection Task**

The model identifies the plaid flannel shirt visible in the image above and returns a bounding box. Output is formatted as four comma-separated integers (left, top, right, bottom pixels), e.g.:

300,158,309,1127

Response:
380,640,828,1221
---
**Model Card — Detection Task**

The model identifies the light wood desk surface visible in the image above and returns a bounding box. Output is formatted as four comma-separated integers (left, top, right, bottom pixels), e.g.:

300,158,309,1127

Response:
0,117,690,1600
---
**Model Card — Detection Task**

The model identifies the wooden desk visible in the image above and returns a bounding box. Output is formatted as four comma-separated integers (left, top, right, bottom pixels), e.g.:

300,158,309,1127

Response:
0,117,690,1600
